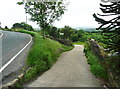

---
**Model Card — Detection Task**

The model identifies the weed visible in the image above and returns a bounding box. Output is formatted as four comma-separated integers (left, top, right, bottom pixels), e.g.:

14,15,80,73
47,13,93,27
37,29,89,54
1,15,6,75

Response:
84,43,108,80
18,30,73,82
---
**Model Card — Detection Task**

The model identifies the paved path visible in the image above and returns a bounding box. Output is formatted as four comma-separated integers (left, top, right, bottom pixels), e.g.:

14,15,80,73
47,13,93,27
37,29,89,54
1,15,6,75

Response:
25,45,102,87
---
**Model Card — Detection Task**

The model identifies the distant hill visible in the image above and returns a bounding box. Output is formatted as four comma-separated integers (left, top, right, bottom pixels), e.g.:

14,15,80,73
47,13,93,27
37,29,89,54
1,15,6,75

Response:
74,27,101,32
34,28,41,31
34,27,101,32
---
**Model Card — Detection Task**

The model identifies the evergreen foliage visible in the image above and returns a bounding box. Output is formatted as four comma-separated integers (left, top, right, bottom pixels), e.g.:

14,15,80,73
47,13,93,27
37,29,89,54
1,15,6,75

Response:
93,1,120,53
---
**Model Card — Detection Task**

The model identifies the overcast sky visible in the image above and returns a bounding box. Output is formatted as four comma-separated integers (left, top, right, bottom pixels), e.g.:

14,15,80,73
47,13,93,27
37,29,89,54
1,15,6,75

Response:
0,0,102,28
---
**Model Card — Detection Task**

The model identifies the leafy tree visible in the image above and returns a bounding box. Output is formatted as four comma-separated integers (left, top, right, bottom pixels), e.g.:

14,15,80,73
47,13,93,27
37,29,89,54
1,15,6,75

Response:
76,30,85,42
18,1,68,38
48,26,59,38
12,22,34,31
61,26,75,40
5,26,9,29
93,1,120,53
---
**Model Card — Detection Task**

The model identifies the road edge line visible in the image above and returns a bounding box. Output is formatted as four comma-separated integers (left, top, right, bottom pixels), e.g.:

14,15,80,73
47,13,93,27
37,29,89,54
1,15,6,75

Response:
0,32,3,38
0,35,32,73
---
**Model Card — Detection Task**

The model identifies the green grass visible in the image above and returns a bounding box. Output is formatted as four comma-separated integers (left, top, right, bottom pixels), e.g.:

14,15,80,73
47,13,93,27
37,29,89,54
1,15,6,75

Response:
73,41,85,45
73,40,108,80
14,30,73,82
2,29,73,84
84,43,108,80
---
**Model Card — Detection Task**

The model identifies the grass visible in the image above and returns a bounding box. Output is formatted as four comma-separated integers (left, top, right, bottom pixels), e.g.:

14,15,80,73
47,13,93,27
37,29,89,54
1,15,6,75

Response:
84,43,108,80
73,41,85,45
2,29,73,85
13,29,73,82
73,40,108,80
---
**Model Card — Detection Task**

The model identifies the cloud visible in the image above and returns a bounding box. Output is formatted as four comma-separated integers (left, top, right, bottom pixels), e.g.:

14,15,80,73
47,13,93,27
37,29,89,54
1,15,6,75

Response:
54,0,101,28
0,0,101,28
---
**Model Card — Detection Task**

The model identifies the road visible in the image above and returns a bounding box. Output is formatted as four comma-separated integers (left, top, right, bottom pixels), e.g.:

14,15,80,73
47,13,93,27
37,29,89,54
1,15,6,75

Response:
0,30,32,84
1,30,31,67
0,33,1,35
25,45,102,87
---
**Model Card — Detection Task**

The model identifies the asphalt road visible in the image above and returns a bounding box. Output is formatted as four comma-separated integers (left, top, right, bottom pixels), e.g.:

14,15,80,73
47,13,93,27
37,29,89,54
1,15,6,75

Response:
1,30,31,67
0,33,1,35
25,45,102,87
0,30,32,84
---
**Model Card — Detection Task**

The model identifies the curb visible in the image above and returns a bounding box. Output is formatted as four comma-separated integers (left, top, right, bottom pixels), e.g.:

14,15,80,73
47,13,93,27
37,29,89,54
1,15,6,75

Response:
2,67,32,88
2,74,24,88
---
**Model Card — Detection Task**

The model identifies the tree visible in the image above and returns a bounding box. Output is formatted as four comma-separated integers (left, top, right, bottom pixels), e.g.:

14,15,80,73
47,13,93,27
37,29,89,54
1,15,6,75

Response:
48,26,59,38
61,26,75,40
18,1,68,38
5,26,9,29
93,1,120,53
12,22,34,31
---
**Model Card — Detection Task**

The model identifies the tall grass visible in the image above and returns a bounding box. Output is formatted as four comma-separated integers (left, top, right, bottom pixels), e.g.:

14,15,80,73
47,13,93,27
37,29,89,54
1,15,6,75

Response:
73,41,85,45
84,43,108,80
4,29,73,83
16,30,73,82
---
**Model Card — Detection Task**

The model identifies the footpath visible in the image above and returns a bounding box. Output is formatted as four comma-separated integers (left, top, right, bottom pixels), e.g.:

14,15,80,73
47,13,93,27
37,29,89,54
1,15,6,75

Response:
25,45,102,87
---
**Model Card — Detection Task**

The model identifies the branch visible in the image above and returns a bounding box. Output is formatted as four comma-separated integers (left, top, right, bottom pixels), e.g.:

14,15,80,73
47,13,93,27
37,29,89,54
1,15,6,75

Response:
97,13,117,16
100,3,116,7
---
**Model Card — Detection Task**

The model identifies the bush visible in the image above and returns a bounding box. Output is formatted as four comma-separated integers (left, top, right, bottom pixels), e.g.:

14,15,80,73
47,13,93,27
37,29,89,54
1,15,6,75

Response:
84,43,108,80
22,32,73,82
12,22,34,31
24,60,46,82
46,36,73,46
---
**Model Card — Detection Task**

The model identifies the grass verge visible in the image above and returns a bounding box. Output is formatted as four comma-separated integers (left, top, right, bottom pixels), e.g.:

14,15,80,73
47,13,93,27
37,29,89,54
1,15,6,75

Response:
73,41,85,45
13,30,73,85
73,41,108,80
84,43,108,81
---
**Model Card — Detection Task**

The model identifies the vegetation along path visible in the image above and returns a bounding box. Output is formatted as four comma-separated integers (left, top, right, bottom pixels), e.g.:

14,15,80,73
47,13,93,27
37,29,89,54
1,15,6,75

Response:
25,45,102,87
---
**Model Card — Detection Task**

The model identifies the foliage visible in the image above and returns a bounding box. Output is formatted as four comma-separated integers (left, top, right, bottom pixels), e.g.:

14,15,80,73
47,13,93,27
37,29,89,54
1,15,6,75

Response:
93,1,120,53
47,25,77,41
84,43,108,80
72,30,84,42
46,35,73,46
12,22,34,31
48,26,59,38
18,1,68,37
5,26,9,29
18,31,73,82
73,41,85,45
73,30,106,47
14,29,36,37
46,25,75,46
60,26,75,40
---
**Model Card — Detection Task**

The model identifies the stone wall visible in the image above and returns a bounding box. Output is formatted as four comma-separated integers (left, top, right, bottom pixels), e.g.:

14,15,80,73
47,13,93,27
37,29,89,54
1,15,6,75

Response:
89,39,107,60
89,39,120,87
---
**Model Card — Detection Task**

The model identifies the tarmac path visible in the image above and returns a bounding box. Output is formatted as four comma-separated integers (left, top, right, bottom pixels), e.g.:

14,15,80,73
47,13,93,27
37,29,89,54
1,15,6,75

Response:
25,45,102,87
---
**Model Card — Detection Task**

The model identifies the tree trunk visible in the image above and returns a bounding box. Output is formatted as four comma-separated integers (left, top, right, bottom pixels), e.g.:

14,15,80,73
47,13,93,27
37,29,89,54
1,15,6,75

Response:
43,30,45,39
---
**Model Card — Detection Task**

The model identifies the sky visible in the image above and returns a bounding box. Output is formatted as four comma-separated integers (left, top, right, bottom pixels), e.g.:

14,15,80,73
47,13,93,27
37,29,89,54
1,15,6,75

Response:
0,0,102,28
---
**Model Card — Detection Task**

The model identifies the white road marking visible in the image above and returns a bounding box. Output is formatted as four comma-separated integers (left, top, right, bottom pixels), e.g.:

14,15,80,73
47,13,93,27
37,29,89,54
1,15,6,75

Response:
0,32,3,38
0,35,32,73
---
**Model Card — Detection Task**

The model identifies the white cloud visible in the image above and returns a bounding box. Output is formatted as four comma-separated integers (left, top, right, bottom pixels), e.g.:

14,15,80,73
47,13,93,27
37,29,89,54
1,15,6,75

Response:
54,0,101,28
0,0,102,28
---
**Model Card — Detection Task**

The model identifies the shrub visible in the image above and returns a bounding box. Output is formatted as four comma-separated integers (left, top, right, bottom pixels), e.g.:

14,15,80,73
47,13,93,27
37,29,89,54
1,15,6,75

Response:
22,32,73,82
12,22,34,31
84,43,108,80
